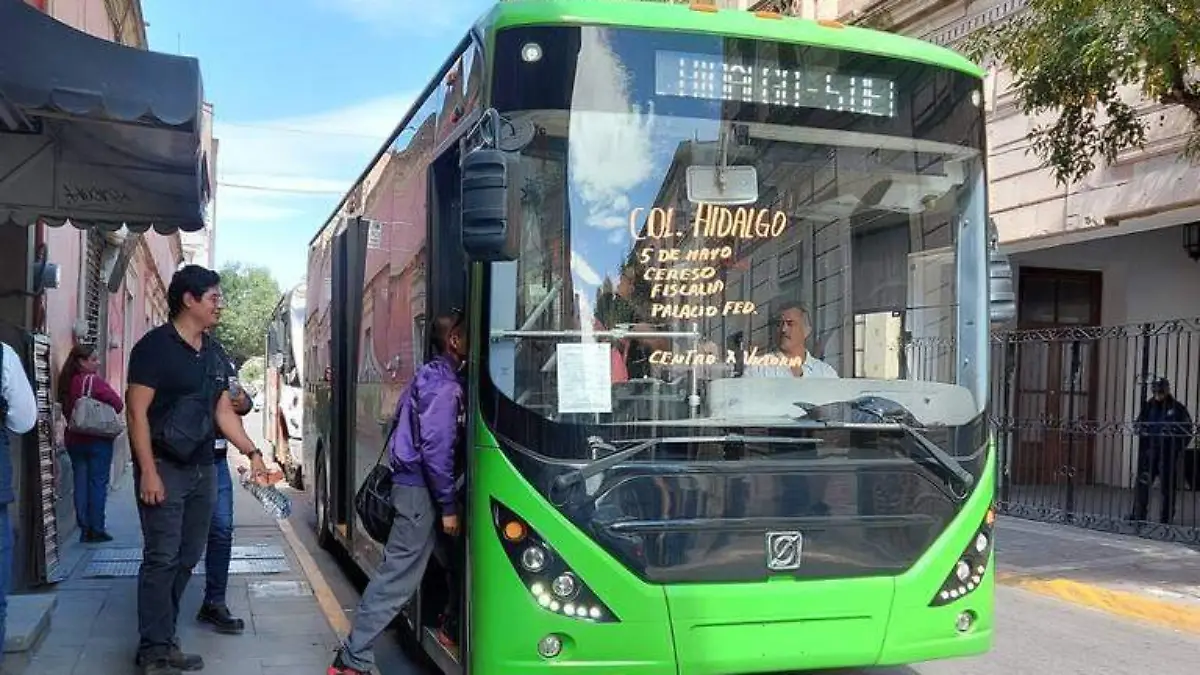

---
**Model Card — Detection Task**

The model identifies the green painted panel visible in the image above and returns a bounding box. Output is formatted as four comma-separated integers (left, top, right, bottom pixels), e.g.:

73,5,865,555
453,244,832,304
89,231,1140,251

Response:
474,0,983,78
467,417,677,674
466,414,996,671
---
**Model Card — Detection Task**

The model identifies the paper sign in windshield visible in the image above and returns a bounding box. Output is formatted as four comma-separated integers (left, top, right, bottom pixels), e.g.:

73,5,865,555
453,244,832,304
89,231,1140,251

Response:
556,343,613,414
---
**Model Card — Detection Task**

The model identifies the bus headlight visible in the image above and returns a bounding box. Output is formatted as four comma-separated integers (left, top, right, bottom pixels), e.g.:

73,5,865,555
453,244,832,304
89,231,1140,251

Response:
929,506,995,607
521,546,547,572
551,573,577,599
492,498,618,623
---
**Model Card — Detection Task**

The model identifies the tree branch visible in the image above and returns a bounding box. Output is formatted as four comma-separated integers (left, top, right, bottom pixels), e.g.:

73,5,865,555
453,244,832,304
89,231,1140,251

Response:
1159,50,1200,116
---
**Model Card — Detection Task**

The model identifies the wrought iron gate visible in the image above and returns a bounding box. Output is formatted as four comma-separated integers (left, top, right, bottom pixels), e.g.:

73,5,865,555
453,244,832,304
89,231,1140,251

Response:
990,319,1200,545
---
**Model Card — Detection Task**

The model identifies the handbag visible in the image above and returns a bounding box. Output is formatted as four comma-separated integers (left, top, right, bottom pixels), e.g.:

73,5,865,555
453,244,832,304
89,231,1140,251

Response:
355,383,418,545
68,374,124,438
151,345,220,463
355,449,397,545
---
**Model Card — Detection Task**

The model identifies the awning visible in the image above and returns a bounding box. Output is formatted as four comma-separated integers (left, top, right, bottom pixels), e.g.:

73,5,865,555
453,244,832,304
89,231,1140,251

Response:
0,0,211,235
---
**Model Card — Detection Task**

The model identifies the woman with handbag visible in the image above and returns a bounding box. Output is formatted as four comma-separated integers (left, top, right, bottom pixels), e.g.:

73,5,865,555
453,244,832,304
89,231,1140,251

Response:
57,344,125,542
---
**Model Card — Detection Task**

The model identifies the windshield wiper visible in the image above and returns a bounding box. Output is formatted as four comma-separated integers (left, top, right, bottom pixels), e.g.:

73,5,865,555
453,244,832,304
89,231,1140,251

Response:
552,434,823,494
794,396,975,497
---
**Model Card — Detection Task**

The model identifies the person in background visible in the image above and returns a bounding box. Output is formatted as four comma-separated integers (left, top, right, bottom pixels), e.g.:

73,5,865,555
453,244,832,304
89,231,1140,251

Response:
126,265,271,675
57,344,125,543
1,338,37,667
196,336,254,635
1132,378,1193,524
329,310,468,675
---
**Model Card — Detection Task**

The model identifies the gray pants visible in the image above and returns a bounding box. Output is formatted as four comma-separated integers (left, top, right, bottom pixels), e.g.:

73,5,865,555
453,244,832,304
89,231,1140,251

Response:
343,484,436,671
135,459,216,659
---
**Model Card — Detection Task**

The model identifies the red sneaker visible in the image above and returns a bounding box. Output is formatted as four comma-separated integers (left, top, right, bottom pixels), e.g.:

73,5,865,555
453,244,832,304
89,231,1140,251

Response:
327,652,369,675
435,627,459,659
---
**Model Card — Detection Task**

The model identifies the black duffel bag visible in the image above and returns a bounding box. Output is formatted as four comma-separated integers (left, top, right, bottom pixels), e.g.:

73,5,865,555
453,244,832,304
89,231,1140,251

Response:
355,451,396,545
355,384,416,544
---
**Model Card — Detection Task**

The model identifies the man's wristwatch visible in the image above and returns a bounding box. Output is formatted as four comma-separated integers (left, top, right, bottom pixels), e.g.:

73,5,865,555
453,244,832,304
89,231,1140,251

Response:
246,448,263,460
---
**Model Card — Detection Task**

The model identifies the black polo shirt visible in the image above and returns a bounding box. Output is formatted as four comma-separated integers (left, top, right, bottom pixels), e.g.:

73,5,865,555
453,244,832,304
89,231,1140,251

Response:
128,323,229,466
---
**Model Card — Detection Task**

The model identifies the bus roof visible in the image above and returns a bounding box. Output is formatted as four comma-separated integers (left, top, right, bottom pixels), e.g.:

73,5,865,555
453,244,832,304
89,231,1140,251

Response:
308,0,983,250
272,282,306,314
477,0,983,79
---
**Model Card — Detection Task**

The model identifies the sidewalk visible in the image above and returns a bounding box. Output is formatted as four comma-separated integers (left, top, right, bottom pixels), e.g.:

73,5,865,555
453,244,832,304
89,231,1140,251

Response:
996,517,1200,633
21,457,340,674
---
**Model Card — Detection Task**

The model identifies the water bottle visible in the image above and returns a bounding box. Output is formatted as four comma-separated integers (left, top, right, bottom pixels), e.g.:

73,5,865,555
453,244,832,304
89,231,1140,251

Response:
237,466,293,519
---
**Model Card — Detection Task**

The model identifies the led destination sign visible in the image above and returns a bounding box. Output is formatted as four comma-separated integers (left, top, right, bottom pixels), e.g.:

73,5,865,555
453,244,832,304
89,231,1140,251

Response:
654,50,897,118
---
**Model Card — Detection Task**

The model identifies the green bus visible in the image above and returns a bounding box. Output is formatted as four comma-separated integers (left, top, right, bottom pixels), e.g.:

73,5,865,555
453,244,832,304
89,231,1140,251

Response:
302,1,1015,672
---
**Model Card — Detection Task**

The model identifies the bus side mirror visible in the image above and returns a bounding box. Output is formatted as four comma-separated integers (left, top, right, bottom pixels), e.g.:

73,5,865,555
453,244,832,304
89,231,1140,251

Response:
988,219,1016,326
461,147,515,262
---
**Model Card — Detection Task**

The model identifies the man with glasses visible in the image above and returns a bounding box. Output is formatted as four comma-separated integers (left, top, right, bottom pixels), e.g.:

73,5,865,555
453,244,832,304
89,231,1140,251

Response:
126,265,270,675
330,309,469,675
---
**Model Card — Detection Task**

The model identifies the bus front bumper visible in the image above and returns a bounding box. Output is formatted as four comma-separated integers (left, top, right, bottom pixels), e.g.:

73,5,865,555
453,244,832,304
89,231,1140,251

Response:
664,570,993,675
471,574,993,674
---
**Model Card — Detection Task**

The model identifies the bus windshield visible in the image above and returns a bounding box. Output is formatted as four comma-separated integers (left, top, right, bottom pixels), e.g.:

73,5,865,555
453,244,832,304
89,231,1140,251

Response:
485,26,988,436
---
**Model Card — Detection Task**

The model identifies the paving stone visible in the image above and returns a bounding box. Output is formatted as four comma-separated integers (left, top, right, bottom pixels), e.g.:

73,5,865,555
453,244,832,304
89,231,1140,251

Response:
23,457,338,674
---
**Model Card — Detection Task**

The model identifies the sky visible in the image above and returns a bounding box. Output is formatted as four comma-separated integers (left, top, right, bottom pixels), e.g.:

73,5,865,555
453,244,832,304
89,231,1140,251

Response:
143,0,497,289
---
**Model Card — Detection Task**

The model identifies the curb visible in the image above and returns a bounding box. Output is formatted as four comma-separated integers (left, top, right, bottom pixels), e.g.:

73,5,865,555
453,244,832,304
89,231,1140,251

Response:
998,572,1200,635
277,516,351,639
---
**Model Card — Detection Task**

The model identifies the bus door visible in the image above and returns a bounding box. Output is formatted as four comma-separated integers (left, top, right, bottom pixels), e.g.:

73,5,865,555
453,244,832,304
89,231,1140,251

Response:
430,145,467,331
420,143,469,659
329,217,368,535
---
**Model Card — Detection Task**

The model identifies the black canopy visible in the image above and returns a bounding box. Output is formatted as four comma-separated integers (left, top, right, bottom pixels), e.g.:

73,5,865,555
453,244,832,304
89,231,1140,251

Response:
0,0,211,234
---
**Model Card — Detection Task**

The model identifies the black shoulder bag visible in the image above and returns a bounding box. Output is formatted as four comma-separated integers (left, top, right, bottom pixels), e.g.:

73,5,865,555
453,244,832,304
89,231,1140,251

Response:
355,382,418,545
151,343,222,464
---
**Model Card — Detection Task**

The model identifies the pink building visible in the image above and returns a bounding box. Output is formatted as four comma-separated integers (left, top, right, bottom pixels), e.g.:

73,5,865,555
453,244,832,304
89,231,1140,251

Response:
0,0,214,590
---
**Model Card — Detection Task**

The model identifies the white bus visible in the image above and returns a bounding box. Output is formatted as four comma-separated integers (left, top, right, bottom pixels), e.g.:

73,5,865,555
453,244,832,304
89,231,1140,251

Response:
264,282,306,488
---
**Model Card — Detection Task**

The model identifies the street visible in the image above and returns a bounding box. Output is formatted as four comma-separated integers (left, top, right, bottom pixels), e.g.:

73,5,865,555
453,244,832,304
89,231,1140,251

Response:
283,469,427,674
272,410,1200,675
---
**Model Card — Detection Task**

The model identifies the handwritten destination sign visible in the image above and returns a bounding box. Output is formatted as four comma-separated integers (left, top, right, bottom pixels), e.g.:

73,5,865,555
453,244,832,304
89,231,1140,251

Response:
626,204,791,320
629,204,789,241
648,348,808,369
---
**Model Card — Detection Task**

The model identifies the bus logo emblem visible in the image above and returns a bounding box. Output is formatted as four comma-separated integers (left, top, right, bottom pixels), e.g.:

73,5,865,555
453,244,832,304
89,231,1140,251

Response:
765,531,803,570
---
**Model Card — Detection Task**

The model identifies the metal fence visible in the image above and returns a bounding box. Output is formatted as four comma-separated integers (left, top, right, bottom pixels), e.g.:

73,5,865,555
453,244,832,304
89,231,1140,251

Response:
989,318,1200,544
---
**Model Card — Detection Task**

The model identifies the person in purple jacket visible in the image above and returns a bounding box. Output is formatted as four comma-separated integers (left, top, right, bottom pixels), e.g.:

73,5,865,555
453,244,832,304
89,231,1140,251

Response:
330,310,468,675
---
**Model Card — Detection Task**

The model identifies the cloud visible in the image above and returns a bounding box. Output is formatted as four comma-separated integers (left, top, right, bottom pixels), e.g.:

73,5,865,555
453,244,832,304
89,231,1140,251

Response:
311,0,480,31
567,29,657,234
213,93,413,225
213,193,303,224
210,94,413,285
571,251,603,288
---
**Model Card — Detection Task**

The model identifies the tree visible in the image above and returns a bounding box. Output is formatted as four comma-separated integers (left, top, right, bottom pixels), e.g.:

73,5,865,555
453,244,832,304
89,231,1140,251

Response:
963,1,1200,186
214,262,281,367
239,355,266,388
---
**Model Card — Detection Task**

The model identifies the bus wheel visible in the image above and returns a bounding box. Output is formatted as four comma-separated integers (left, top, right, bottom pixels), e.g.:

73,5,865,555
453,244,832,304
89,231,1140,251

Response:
315,453,334,551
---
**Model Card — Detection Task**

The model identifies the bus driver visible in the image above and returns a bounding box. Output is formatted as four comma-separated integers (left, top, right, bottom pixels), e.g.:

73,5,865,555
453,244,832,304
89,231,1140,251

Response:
743,301,839,379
